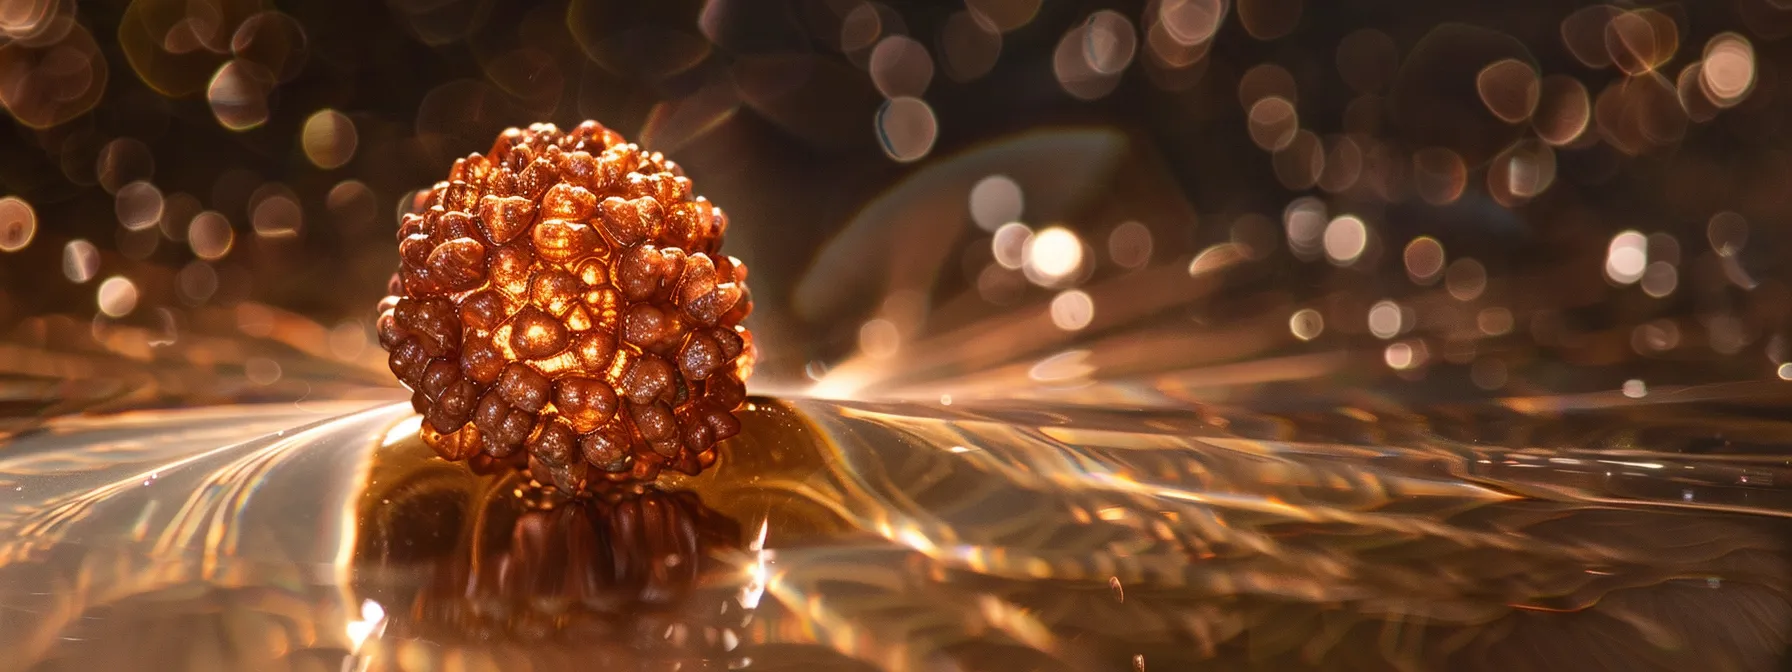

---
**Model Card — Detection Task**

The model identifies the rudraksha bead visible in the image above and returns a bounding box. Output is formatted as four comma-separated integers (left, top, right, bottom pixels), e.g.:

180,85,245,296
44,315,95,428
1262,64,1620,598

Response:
378,121,754,492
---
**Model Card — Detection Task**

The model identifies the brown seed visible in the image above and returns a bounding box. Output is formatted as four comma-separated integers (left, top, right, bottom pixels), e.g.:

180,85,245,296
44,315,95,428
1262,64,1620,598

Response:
571,329,618,371
709,326,744,360
425,425,484,461
474,390,534,451
376,310,406,349
459,333,506,384
517,158,561,199
622,302,675,350
614,244,680,302
529,268,582,317
394,297,461,357
665,200,711,252
630,402,678,445
685,283,741,327
427,237,488,292
529,416,578,466
433,210,480,244
580,425,632,472
532,219,601,263
399,233,434,269
618,355,675,405
443,181,479,211
430,378,479,432
541,183,598,220
476,195,536,244
389,339,429,384
677,331,724,380
459,289,509,331
554,376,619,433
599,196,663,246
496,362,553,413
489,244,534,296
398,213,426,240
508,306,570,360
675,254,742,325
421,359,460,400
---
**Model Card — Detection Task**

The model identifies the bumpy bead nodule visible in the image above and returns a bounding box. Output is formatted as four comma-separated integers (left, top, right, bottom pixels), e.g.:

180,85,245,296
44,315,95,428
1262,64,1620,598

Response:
377,121,754,493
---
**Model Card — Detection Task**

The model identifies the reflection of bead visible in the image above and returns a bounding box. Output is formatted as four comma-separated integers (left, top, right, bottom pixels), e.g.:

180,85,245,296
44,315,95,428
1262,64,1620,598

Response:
378,121,754,492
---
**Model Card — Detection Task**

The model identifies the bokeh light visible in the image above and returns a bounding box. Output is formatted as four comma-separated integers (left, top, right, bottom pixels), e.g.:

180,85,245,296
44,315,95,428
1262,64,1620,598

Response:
301,109,358,170
875,96,937,162
970,175,1023,232
207,59,274,130
1445,258,1487,301
1238,63,1296,109
1246,96,1298,151
1284,197,1326,260
250,187,302,238
993,222,1031,269
1025,226,1084,284
1082,11,1137,76
1605,230,1648,285
1640,261,1678,298
1054,17,1124,100
1289,308,1323,341
188,211,234,260
1604,9,1677,76
1411,148,1466,205
0,22,106,129
1367,300,1403,339
61,239,98,283
1403,237,1445,285
0,197,37,252
869,35,933,98
1707,211,1748,256
1107,221,1152,269
114,181,164,231
1475,58,1539,123
1049,289,1094,330
96,276,138,317
1532,75,1591,146
1158,0,1225,46
1700,32,1756,107
176,261,218,305
1478,308,1513,335
1322,215,1367,266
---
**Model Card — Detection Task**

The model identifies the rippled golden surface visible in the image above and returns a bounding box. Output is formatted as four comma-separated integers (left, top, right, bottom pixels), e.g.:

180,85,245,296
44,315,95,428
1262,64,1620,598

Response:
5,1,1792,670
0,385,1786,671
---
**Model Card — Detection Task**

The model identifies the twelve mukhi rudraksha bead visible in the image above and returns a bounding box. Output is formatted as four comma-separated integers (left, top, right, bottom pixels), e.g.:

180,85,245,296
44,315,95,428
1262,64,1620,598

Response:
376,120,754,493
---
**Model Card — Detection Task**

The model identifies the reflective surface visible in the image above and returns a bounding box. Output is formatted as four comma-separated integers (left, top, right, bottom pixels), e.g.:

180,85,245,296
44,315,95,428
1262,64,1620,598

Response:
6,0,1792,670
2,388,1788,671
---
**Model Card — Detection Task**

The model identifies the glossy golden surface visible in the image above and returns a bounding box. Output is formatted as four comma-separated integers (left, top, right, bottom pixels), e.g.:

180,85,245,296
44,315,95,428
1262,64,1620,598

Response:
377,121,754,493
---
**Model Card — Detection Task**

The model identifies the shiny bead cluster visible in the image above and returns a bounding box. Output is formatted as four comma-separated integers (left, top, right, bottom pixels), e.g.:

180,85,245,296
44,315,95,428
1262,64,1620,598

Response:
377,121,753,492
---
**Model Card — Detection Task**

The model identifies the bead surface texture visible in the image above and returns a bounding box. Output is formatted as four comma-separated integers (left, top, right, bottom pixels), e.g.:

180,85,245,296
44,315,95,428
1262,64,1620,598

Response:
378,121,754,493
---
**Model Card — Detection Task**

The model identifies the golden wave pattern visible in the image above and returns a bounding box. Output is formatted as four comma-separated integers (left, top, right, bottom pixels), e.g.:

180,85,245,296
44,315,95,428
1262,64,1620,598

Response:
0,391,1786,670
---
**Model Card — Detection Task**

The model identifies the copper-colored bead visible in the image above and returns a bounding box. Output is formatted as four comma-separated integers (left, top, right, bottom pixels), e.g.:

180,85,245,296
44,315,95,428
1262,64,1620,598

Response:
375,122,754,492
554,375,619,433
496,362,553,413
